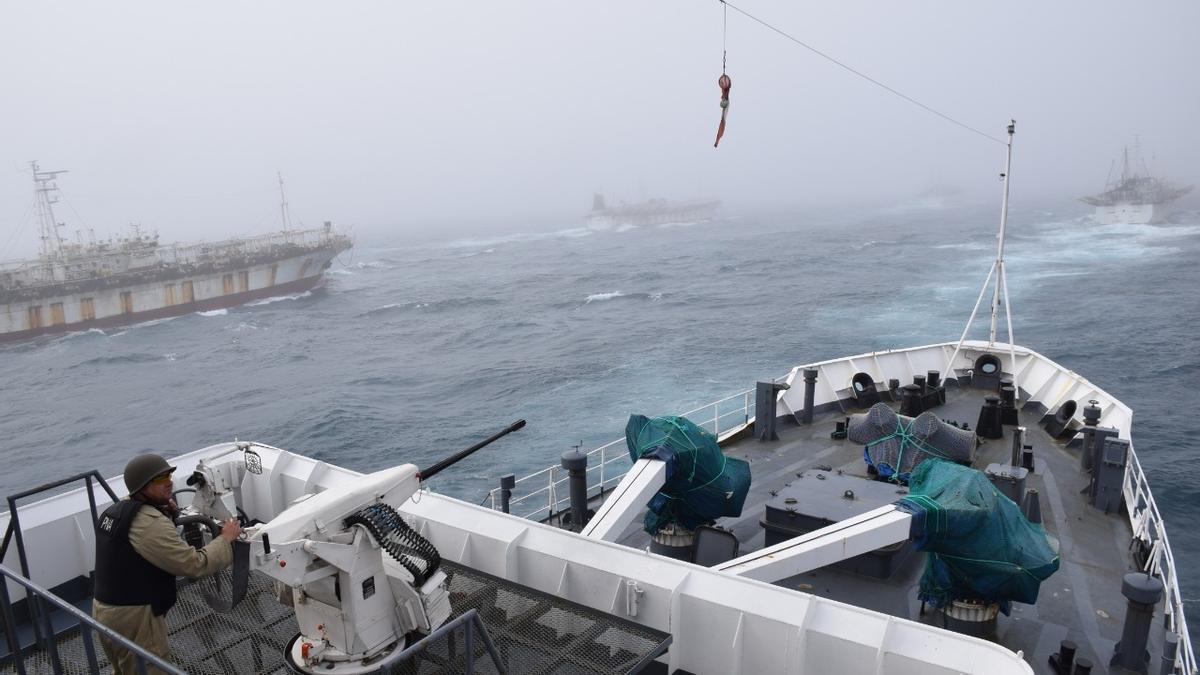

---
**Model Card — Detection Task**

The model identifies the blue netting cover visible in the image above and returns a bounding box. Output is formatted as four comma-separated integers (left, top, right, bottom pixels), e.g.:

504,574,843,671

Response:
897,459,1060,613
625,414,751,534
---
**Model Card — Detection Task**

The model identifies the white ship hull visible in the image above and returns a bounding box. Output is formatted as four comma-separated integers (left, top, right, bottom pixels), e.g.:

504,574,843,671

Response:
1091,201,1158,225
0,248,340,343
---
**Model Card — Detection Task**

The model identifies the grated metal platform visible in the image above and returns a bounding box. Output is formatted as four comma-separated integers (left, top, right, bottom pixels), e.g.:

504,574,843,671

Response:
402,562,671,675
5,562,670,674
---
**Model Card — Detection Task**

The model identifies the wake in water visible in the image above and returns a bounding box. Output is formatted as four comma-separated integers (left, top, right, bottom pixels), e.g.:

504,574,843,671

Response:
244,291,313,307
582,291,663,305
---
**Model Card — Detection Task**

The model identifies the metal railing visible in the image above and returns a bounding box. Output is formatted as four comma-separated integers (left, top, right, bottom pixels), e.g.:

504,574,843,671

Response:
485,389,755,520
0,563,183,675
1122,446,1198,674
0,470,122,663
377,608,506,674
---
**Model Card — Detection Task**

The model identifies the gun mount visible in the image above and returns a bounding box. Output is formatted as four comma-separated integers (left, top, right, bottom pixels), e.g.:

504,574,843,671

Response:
180,421,524,673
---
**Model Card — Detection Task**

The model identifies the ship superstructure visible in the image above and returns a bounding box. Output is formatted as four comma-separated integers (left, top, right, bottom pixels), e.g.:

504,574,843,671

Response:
0,163,352,342
585,193,720,230
1080,146,1191,224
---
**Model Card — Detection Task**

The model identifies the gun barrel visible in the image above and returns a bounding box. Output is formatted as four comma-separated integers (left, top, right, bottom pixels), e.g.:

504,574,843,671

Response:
418,419,526,480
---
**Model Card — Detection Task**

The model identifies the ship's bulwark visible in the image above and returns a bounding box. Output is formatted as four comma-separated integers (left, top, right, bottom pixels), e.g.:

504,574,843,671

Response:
0,247,345,342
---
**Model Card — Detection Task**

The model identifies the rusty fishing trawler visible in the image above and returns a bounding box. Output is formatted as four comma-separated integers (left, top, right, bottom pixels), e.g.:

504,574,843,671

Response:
0,164,352,343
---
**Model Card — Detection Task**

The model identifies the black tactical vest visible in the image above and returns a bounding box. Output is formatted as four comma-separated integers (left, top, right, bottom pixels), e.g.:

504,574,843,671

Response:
93,500,177,616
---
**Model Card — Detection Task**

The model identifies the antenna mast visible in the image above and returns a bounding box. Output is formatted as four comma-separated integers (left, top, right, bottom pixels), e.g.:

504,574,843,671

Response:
30,161,69,260
277,171,291,231
945,121,1020,401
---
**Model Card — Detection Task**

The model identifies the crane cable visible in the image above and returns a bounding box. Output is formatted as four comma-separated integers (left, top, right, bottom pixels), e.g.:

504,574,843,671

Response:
717,0,1006,146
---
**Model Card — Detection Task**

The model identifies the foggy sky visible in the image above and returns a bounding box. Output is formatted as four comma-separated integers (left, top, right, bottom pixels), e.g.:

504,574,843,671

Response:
2,1,1197,256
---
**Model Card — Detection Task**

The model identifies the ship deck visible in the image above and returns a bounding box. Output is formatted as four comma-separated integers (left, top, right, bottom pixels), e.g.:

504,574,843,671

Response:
611,382,1165,675
2,561,670,674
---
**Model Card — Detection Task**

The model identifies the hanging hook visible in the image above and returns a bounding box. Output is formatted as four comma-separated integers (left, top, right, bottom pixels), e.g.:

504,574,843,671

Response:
714,74,732,148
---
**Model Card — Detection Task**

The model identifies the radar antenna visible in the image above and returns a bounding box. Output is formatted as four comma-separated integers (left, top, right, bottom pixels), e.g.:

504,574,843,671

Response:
945,121,1020,401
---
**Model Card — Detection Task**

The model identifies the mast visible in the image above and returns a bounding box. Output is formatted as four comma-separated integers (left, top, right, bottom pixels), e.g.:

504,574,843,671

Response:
945,121,1020,401
277,171,291,232
30,161,68,260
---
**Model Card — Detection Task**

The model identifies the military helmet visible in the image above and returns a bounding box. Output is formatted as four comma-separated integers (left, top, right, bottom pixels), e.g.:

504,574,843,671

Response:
123,453,176,494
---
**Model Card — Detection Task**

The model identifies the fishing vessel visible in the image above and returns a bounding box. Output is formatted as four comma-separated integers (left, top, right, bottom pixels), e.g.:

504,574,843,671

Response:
0,123,1194,675
0,164,353,343
585,194,720,230
1080,146,1191,224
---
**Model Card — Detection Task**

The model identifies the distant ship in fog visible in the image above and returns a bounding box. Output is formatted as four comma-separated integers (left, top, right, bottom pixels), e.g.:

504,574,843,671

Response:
1080,145,1191,224
585,193,720,230
0,163,352,343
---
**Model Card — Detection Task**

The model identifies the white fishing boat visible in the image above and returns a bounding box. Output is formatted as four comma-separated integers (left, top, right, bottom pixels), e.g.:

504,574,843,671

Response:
1080,146,1191,224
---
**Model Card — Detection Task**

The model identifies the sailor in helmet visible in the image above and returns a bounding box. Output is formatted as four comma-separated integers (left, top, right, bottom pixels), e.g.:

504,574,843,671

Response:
92,453,241,673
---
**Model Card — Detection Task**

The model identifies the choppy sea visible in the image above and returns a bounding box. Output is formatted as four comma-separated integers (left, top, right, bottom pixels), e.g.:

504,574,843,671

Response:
2,203,1198,626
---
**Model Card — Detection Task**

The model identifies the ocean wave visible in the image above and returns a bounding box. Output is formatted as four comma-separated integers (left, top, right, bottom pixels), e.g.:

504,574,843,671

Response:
198,309,228,317
245,291,313,307
439,227,593,250
852,239,897,251
582,291,662,304
355,260,393,270
73,353,167,368
361,297,501,317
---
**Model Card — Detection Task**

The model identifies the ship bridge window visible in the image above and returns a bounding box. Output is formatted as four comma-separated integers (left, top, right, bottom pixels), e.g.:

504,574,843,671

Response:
974,354,1002,375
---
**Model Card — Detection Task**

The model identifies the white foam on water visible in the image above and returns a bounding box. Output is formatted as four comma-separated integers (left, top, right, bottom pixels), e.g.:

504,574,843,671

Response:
440,227,593,249
198,309,228,317
585,291,625,303
245,291,312,307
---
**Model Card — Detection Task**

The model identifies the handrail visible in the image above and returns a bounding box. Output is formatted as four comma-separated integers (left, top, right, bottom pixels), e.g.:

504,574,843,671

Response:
376,608,506,674
0,563,184,674
485,388,757,520
1,470,121,654
1122,445,1197,674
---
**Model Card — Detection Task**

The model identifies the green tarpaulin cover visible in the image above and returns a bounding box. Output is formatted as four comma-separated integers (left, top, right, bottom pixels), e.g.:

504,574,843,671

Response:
625,414,751,534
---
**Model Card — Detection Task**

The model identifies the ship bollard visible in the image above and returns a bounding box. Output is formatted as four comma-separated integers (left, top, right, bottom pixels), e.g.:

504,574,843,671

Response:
1160,631,1179,675
1111,572,1165,674
801,369,819,425
561,450,589,532
900,384,924,417
1048,639,1076,674
1080,401,1102,473
499,474,515,514
1021,489,1042,525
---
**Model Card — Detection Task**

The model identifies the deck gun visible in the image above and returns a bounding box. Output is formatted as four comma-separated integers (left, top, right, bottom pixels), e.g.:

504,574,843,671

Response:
180,419,525,673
